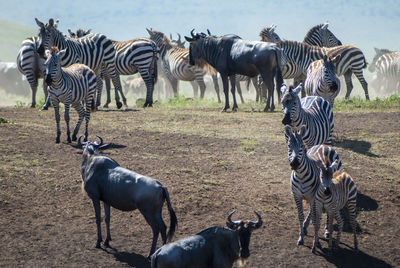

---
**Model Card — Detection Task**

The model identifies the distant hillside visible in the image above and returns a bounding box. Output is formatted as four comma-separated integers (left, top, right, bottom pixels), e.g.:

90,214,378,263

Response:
0,19,36,62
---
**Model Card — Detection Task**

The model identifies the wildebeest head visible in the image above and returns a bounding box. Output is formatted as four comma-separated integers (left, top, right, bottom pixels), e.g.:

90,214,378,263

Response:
280,83,302,125
315,159,340,196
226,210,262,259
36,18,58,57
184,29,207,66
68,28,92,38
284,125,307,170
44,47,66,85
78,135,106,155
259,24,281,43
321,54,341,92
170,33,186,48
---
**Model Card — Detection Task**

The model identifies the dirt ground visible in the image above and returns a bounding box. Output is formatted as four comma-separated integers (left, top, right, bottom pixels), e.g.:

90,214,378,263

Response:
0,105,399,267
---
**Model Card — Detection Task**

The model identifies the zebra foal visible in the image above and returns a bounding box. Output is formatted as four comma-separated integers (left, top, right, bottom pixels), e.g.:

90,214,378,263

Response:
311,148,358,253
45,47,96,143
304,55,341,107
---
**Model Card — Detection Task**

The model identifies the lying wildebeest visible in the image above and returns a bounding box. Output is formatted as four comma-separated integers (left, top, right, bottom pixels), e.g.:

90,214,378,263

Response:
151,210,262,268
185,30,283,112
79,137,177,258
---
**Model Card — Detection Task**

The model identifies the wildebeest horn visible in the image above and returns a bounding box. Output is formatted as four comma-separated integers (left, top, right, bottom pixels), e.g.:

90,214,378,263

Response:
226,210,239,229
250,211,263,229
177,33,181,42
190,29,195,38
94,135,104,147
68,29,73,35
207,29,211,36
77,136,83,147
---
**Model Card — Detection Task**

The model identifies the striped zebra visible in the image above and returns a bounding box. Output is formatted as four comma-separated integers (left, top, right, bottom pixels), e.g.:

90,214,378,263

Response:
278,40,370,100
44,47,96,143
304,55,341,107
147,29,219,101
281,83,334,147
303,22,342,47
284,125,342,246
35,18,125,109
311,148,358,253
68,28,159,107
369,48,400,94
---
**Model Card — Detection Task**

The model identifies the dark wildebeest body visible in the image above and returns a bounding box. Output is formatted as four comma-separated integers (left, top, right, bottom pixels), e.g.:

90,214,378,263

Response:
79,137,177,259
185,31,283,112
151,211,262,268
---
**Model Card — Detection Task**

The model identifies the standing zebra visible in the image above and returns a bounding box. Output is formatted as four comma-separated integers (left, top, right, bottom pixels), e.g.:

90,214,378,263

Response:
35,18,125,109
44,47,96,143
303,22,342,47
369,48,400,94
304,55,341,107
281,83,334,147
278,40,370,100
147,28,219,101
311,149,358,253
284,125,342,246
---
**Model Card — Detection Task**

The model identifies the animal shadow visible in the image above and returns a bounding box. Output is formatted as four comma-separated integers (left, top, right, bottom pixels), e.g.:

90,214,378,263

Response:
97,108,141,112
333,138,379,158
103,247,150,268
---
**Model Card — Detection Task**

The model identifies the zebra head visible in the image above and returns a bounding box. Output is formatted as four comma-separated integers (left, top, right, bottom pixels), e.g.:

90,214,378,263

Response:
319,22,342,47
68,28,92,39
369,47,393,72
284,125,307,170
322,55,341,92
281,83,302,125
315,158,340,195
44,47,66,85
36,18,58,57
259,24,281,43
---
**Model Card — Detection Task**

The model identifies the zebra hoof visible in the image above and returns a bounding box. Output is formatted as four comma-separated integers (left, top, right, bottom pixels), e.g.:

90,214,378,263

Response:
40,106,48,111
116,101,123,109
297,238,304,246
55,137,60,144
67,137,72,143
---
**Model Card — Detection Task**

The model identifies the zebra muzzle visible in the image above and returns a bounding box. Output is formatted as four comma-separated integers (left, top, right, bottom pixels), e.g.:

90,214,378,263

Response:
45,75,53,85
282,113,291,125
324,188,331,195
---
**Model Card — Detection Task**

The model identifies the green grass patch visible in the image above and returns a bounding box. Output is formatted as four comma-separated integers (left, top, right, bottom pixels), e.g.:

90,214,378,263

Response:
334,94,400,112
157,95,220,108
0,117,8,124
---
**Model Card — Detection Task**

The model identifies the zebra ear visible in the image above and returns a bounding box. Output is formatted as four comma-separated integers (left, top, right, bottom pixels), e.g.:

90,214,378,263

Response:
293,83,303,95
321,22,329,30
280,84,288,94
270,24,277,31
35,18,44,28
146,28,153,35
49,18,54,27
54,19,59,29
45,49,51,59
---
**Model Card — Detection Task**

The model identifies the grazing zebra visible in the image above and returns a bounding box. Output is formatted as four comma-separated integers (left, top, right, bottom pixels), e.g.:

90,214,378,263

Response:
369,48,400,94
147,28,219,101
284,125,342,246
68,28,159,107
35,18,125,109
278,40,369,100
44,47,96,143
304,55,341,107
311,150,358,253
281,83,334,147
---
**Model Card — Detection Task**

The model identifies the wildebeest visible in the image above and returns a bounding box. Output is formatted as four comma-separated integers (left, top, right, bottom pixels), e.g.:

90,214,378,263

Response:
79,137,177,258
151,210,262,268
185,30,283,112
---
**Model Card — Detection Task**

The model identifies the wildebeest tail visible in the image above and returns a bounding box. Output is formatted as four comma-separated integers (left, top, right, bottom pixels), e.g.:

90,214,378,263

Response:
162,186,177,241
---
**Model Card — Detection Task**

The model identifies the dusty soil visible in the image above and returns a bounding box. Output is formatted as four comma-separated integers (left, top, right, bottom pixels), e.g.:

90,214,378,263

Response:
0,105,399,267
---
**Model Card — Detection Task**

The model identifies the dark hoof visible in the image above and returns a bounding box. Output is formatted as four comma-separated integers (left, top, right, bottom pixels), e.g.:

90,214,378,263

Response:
263,108,268,112
56,138,60,144
30,104,36,108
40,106,48,111
103,104,109,108
67,137,71,143
116,101,123,109
104,240,111,248
297,238,304,246
72,135,77,141
95,243,101,249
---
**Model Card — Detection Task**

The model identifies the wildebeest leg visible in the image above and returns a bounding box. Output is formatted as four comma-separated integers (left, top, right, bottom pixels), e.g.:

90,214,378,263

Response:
236,80,245,104
211,74,221,103
104,203,112,247
221,75,230,112
142,212,160,259
52,99,61,143
261,73,274,112
229,75,238,111
190,81,199,98
352,68,370,100
344,70,354,100
64,103,71,143
92,199,102,248
71,102,85,142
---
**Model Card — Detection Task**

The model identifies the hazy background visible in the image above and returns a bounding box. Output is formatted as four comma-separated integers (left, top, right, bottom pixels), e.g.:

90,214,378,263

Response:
1,0,399,105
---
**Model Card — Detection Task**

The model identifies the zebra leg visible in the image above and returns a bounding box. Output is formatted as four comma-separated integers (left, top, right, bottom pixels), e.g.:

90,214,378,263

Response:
103,71,112,108
312,202,323,253
64,103,71,143
325,213,331,239
229,75,238,111
95,76,103,108
221,75,230,112
107,71,123,109
303,202,313,235
29,76,38,108
347,199,358,251
212,74,221,103
293,195,306,246
104,202,112,247
333,210,343,251
344,70,354,99
236,81,245,104
41,82,52,110
140,69,156,107
72,102,85,142
190,81,199,98
52,99,61,143
353,69,370,100
196,78,207,99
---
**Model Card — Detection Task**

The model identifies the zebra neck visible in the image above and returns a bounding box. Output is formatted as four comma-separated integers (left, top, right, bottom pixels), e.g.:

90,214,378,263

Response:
52,70,66,89
53,30,69,50
291,106,307,127
293,155,316,179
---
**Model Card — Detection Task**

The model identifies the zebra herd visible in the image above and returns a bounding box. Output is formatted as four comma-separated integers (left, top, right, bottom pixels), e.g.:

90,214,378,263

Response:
13,17,392,266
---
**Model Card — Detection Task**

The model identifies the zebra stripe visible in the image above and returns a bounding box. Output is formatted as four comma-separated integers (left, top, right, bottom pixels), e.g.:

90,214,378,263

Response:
370,48,400,94
35,18,125,109
45,47,97,143
304,55,341,107
311,150,358,252
281,83,334,147
303,22,342,47
278,40,369,100
284,125,342,246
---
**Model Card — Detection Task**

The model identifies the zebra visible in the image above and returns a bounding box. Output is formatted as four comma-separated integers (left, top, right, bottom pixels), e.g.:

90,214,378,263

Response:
35,18,125,109
303,22,343,47
284,125,342,246
68,28,159,108
311,149,358,253
304,55,341,107
281,83,334,147
147,28,220,101
277,40,370,100
44,47,96,143
369,48,400,94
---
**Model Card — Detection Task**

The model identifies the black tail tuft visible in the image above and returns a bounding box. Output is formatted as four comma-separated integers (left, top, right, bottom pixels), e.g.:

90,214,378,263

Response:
162,186,177,242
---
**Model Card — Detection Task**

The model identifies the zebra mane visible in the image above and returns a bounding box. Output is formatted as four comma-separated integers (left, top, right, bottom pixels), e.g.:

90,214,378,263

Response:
49,46,59,54
332,170,348,184
278,40,315,50
303,24,326,41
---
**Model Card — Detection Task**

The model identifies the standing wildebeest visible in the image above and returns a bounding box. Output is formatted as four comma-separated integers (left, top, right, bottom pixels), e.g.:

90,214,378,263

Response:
185,30,283,112
79,137,177,258
151,210,262,268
